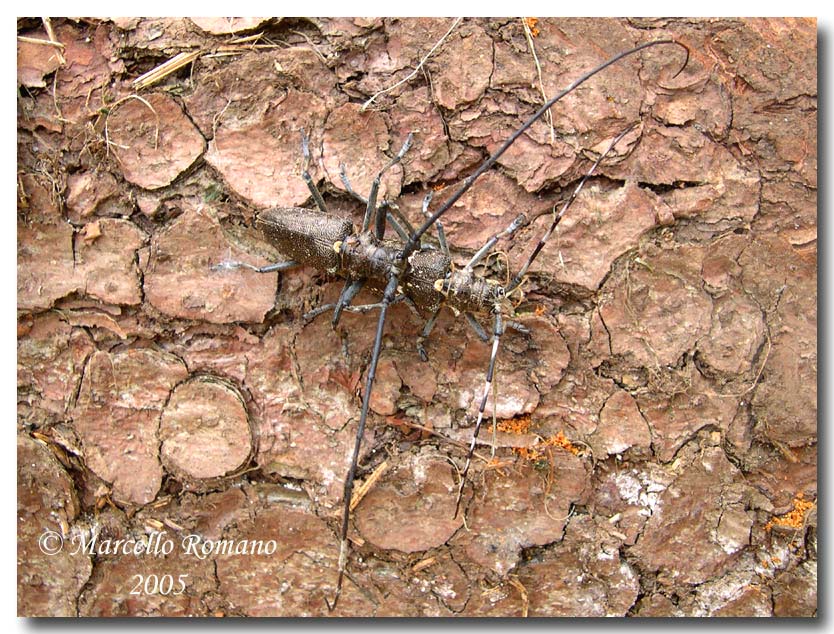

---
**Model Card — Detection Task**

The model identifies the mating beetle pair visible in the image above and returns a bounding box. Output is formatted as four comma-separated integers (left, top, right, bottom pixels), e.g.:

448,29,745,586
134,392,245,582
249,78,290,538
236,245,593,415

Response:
217,38,689,608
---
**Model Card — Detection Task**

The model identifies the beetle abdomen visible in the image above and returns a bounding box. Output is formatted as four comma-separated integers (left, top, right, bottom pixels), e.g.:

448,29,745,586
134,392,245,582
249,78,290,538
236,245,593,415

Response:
257,207,353,271
440,269,498,315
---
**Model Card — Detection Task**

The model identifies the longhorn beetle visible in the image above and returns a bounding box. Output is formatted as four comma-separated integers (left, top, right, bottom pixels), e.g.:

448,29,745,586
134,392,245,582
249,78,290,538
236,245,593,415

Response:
217,38,689,609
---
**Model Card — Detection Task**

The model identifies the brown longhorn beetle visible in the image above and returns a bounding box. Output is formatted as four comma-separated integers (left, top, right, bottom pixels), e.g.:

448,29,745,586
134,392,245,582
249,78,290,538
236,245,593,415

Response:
215,39,689,609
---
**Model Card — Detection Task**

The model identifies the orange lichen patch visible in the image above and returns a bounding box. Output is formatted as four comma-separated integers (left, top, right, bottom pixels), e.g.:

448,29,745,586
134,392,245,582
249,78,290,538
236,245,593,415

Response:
514,431,581,463
765,492,816,531
497,415,533,435
550,431,582,456
524,17,540,37
514,444,545,462
497,417,582,465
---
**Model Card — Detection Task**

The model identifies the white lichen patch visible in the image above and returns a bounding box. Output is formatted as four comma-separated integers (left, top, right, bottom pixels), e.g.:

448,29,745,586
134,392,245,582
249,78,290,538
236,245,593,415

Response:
612,468,667,516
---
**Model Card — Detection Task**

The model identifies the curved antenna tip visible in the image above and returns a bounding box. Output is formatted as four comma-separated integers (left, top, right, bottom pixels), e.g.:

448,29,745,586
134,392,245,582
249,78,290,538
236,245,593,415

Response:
670,39,691,79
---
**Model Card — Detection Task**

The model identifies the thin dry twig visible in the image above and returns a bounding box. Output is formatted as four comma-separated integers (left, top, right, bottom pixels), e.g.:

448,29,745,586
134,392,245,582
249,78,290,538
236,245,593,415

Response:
228,31,265,45
698,326,773,401
41,17,66,65
211,97,233,153
290,29,328,64
726,328,772,398
508,576,530,617
51,68,65,122
17,35,65,49
202,44,286,61
411,556,437,573
521,17,554,144
103,94,160,154
360,17,462,111
349,459,389,512
398,419,492,464
132,50,201,90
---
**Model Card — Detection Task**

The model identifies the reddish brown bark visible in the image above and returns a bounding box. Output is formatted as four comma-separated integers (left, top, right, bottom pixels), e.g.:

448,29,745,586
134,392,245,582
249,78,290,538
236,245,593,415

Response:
18,17,816,616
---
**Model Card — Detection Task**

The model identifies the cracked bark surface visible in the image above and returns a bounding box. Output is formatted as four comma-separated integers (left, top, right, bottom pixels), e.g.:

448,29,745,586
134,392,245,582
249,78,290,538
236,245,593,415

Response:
18,17,816,616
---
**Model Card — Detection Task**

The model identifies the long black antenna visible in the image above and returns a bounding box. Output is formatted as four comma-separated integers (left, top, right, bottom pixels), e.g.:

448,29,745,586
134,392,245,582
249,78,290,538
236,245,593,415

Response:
400,39,689,262
324,37,689,612
504,122,638,294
